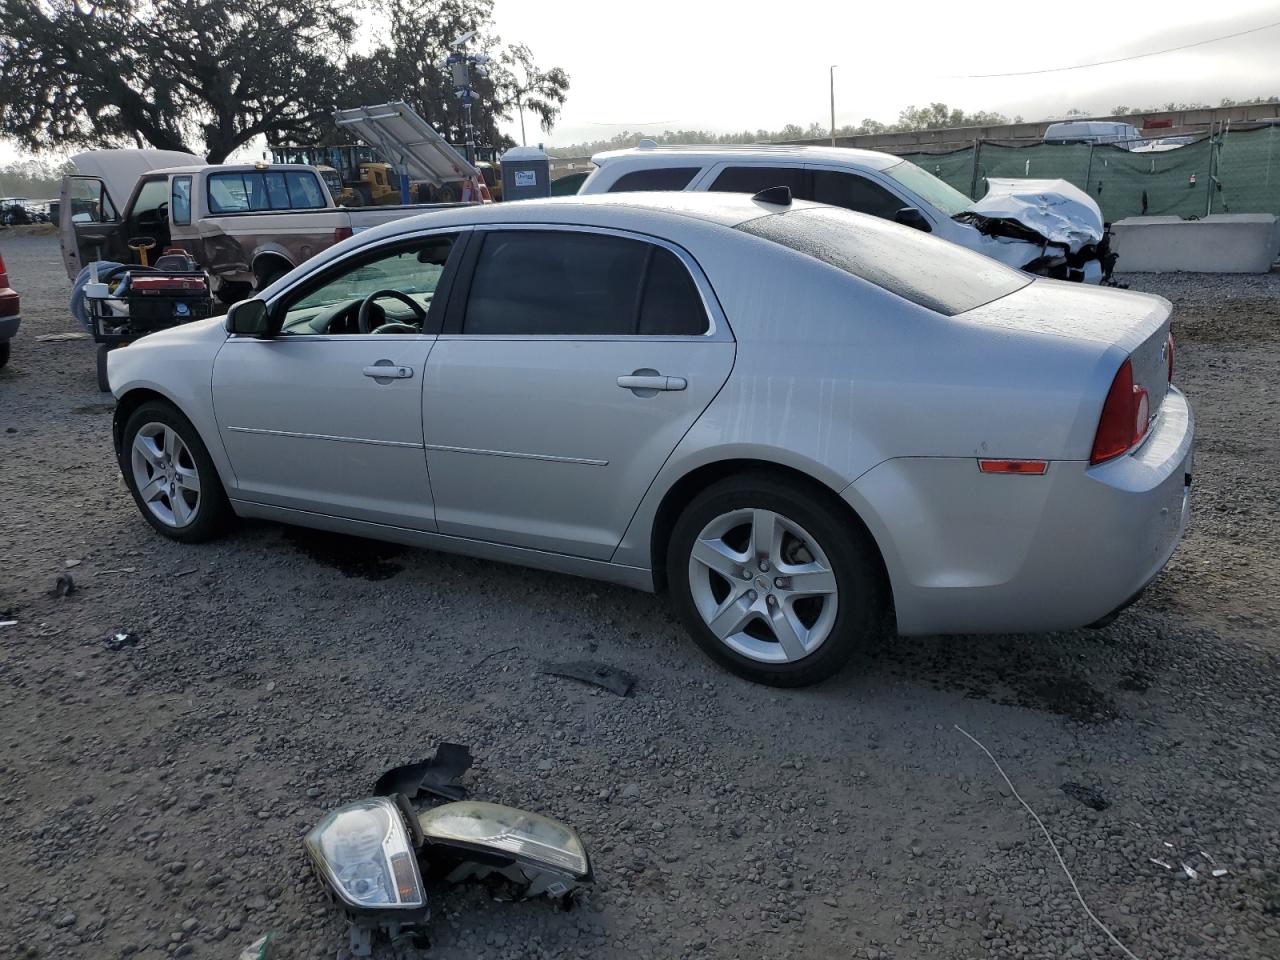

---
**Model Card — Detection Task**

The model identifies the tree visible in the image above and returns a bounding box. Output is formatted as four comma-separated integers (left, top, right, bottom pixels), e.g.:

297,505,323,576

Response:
498,42,570,146
0,0,353,162
340,0,568,154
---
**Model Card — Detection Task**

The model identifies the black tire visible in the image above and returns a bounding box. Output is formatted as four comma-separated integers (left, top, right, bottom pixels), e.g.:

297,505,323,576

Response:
666,473,884,687
96,343,111,392
0,340,10,369
121,400,232,543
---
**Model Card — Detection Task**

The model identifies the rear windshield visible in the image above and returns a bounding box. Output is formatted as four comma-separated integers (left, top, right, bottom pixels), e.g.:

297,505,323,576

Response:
736,206,1030,316
207,170,327,214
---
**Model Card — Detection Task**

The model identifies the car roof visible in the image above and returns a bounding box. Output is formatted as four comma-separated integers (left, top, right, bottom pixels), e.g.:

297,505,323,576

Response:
590,143,901,172
318,191,820,262
144,163,322,177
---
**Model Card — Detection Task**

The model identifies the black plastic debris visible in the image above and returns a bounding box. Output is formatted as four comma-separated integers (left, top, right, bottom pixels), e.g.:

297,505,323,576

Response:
105,631,138,651
542,661,636,697
1061,782,1109,811
52,574,76,597
374,743,473,801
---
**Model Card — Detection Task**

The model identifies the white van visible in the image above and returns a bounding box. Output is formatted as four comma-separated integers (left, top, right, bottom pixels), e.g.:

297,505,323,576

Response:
1042,121,1144,149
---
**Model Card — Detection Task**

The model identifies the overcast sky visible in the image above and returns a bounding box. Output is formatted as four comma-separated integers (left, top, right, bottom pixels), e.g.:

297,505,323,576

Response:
490,0,1280,146
4,0,1279,165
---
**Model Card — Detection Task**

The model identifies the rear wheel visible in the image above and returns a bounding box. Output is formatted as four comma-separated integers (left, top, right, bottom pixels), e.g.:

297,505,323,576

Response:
0,340,10,369
121,401,231,542
667,473,883,687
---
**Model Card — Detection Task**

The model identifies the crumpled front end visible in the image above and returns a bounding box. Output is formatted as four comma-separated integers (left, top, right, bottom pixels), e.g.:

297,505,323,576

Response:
959,178,1116,283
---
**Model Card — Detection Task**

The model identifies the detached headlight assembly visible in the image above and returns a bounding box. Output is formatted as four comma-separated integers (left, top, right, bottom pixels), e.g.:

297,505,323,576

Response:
418,801,592,899
305,797,427,914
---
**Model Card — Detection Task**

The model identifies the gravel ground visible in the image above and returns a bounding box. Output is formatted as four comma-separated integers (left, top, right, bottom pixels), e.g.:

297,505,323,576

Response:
1,230,1278,960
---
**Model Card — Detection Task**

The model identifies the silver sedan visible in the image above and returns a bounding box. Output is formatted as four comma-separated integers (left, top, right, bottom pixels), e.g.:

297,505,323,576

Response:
107,191,1193,686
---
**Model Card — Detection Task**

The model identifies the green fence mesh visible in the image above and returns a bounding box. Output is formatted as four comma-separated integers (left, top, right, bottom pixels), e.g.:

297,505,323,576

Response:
1215,124,1280,215
901,127,1280,223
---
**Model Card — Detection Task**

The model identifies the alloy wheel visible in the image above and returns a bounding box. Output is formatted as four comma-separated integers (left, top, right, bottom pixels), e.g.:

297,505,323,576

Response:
130,422,201,528
686,508,839,664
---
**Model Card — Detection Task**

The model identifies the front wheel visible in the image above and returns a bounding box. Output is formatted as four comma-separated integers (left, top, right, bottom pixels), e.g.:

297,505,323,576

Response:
667,474,884,687
121,401,231,542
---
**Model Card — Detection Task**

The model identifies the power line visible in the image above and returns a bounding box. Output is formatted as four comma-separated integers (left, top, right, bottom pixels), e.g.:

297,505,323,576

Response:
951,17,1280,79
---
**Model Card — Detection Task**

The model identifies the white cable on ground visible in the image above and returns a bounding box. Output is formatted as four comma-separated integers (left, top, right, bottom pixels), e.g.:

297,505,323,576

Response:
954,724,1141,960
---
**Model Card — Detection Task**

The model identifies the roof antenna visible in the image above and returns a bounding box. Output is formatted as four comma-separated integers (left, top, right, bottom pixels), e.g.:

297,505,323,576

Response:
752,185,792,206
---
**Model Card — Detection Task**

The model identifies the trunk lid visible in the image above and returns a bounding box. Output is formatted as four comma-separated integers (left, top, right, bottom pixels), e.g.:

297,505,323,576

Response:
961,278,1173,418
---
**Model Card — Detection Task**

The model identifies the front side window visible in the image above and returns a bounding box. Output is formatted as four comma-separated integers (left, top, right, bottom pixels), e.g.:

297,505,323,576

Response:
608,167,701,192
811,170,906,220
708,165,806,196
463,230,708,337
69,178,117,223
171,176,192,225
276,235,456,336
129,178,170,230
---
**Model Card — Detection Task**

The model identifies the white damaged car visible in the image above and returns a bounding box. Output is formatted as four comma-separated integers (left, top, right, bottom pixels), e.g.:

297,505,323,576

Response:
579,144,1115,282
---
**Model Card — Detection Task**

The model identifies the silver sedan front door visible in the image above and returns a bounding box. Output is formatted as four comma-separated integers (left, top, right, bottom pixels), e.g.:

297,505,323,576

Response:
213,234,461,530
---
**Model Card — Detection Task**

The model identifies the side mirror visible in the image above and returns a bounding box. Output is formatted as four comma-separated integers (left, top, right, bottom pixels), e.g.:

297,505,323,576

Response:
225,298,270,336
894,207,932,233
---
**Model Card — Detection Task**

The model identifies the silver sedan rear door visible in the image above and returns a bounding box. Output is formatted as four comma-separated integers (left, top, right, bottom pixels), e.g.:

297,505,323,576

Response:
422,225,735,560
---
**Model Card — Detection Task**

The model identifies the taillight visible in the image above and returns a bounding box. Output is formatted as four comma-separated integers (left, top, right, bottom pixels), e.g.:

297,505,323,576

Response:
334,226,354,243
1166,332,1175,383
0,251,9,289
1090,359,1150,464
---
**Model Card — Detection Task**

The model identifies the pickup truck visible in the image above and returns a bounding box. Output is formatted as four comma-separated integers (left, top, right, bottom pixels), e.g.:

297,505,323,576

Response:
60,150,471,303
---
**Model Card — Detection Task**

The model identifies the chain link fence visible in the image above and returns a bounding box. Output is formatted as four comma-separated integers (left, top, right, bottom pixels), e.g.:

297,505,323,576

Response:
900,125,1280,222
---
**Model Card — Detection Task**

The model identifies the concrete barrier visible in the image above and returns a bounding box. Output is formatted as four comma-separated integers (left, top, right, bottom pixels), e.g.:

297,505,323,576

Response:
1112,214,1279,273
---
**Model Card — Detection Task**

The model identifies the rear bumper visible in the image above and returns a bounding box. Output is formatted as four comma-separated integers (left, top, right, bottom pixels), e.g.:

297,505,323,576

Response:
846,387,1193,635
0,312,20,340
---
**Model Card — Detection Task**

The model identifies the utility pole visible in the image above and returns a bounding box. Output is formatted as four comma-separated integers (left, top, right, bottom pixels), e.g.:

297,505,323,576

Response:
829,65,838,146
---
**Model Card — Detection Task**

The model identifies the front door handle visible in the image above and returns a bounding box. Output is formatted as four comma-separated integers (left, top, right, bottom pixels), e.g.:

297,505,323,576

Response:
363,360,414,382
617,372,687,393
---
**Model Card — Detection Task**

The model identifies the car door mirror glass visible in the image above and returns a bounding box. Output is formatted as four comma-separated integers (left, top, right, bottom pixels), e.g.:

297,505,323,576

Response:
894,207,932,232
226,298,270,336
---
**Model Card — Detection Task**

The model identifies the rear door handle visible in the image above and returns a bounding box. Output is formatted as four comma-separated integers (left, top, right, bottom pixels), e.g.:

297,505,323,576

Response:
617,374,687,392
363,361,414,381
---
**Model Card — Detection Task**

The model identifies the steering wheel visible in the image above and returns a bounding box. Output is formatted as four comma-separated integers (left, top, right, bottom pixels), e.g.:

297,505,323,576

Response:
357,289,427,334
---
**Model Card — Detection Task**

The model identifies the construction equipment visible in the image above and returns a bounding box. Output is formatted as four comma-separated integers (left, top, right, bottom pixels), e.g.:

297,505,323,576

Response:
269,146,401,206
333,102,489,203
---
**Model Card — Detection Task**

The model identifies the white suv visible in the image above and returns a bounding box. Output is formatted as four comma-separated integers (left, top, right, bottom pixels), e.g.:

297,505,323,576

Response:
580,143,1113,283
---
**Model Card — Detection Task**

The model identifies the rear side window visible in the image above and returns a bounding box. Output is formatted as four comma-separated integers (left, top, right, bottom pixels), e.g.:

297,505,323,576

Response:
608,167,700,192
171,176,192,225
464,230,709,336
207,171,327,213
737,206,1029,316
709,166,806,195
811,170,905,220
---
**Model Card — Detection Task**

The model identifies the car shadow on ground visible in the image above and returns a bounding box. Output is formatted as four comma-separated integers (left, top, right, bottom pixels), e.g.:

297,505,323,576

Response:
250,520,1166,727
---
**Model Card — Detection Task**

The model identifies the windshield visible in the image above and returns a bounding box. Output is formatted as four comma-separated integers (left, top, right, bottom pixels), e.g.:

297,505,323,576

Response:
883,159,972,218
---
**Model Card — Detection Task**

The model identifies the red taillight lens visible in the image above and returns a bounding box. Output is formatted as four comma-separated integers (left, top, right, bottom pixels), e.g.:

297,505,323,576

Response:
1091,359,1150,464
1166,332,1175,383
0,251,9,289
334,226,354,243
